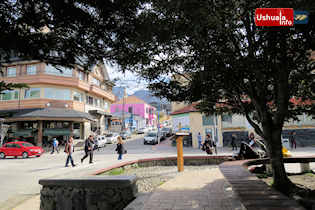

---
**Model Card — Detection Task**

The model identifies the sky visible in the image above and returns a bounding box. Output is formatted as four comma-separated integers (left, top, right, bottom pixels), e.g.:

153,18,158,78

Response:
105,63,148,95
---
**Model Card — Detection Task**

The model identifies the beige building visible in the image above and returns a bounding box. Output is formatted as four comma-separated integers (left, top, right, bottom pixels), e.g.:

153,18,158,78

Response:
172,101,315,148
0,59,115,145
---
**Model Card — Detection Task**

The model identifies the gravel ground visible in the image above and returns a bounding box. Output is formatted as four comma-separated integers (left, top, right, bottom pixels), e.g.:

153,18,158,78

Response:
104,165,217,193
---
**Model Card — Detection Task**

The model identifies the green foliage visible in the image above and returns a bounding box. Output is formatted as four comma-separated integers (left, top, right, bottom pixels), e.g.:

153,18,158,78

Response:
112,0,315,139
105,168,125,176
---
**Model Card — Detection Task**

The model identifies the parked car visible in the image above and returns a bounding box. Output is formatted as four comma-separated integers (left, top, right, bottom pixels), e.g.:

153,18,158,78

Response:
105,133,119,144
0,141,44,159
161,127,172,138
120,131,131,140
95,135,107,148
136,128,146,134
144,132,160,145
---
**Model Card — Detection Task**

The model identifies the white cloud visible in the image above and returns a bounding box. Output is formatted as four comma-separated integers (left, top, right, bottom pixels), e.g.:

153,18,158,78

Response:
105,63,148,95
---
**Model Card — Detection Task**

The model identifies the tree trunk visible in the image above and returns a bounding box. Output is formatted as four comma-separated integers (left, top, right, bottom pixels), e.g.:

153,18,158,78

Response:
264,125,293,193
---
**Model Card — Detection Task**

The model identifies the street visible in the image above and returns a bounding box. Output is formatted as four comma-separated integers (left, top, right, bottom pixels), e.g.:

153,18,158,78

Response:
1,136,315,210
0,135,207,210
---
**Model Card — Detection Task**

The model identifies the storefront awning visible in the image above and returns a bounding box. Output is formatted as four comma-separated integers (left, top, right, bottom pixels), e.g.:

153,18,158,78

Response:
4,108,95,121
89,110,112,117
43,129,71,136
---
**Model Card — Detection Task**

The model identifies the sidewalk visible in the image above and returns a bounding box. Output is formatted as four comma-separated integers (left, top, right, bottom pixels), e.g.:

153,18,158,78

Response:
138,167,244,210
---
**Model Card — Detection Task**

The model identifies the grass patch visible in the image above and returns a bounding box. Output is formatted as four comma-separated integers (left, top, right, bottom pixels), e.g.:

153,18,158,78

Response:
305,172,315,177
106,168,125,176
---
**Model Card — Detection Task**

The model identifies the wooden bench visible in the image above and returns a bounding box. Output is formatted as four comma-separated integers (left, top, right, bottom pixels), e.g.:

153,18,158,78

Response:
244,156,315,173
219,160,305,210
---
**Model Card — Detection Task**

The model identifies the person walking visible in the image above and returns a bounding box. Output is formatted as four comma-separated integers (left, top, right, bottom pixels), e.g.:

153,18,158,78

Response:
231,134,237,151
115,136,125,160
289,131,297,149
212,137,218,155
65,136,76,167
197,132,202,149
81,135,94,164
202,134,213,155
51,137,59,154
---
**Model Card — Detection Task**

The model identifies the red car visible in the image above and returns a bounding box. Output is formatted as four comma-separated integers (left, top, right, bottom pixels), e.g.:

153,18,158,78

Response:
0,141,44,159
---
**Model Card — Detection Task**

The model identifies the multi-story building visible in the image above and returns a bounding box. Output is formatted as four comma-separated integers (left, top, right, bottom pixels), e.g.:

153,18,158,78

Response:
110,96,156,127
0,59,115,145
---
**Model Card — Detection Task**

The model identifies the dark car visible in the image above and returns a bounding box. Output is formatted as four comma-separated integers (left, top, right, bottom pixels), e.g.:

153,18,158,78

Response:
120,131,132,140
161,127,172,138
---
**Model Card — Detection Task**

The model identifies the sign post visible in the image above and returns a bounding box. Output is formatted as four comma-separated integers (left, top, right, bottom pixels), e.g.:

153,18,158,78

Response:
175,132,189,172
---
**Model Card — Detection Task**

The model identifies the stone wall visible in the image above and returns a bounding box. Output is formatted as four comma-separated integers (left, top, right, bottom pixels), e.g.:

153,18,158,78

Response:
39,176,137,210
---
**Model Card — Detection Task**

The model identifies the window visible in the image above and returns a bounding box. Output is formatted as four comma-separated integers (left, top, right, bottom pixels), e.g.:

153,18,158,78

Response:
92,77,100,86
45,64,72,77
27,65,37,75
87,96,94,105
222,114,232,123
21,142,34,147
78,71,84,81
1,90,19,100
128,106,133,113
94,98,100,107
44,88,71,100
73,91,83,102
104,102,108,109
24,88,40,99
202,115,214,126
7,67,16,77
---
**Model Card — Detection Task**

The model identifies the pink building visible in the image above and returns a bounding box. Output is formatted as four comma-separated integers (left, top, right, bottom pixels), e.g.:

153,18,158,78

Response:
110,96,156,126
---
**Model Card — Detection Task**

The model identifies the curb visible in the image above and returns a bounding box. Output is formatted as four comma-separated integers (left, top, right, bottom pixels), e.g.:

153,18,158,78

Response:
91,155,233,176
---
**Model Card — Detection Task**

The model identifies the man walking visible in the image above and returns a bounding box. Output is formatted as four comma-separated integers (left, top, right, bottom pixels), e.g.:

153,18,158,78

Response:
65,136,76,167
81,135,94,164
51,137,59,154
197,132,202,149
289,131,297,149
231,134,237,151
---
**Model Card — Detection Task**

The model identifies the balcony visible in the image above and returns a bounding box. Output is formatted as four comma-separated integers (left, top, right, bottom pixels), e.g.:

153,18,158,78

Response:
0,99,85,112
0,74,115,102
90,85,115,102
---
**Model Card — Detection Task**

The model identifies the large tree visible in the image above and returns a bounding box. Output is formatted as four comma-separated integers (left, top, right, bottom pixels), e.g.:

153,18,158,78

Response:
0,0,140,90
111,0,315,192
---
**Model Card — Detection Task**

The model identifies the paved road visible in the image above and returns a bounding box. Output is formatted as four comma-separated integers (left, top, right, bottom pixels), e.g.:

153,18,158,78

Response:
0,135,222,210
0,136,314,210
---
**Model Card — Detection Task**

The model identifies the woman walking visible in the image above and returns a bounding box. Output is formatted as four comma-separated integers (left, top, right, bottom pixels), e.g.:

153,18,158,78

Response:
115,136,125,160
65,136,76,167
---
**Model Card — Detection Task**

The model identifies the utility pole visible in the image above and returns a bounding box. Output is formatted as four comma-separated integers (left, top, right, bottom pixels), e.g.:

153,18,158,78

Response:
121,87,126,131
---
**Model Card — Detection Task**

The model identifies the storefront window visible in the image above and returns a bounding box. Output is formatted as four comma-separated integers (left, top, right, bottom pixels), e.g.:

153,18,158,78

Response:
7,67,16,77
44,88,71,100
45,64,72,77
1,90,19,100
24,88,40,99
27,65,37,75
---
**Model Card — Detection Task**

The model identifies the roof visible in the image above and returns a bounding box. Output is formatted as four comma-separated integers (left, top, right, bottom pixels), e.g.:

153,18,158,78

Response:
114,96,148,105
0,108,94,120
171,103,199,115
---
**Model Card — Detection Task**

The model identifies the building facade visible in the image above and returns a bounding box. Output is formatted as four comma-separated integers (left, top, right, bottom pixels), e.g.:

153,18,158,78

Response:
171,102,315,148
0,60,115,145
110,96,156,127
